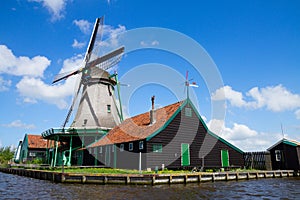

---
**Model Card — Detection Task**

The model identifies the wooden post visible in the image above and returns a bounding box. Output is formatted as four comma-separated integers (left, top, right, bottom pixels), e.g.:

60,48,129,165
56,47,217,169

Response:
152,176,156,186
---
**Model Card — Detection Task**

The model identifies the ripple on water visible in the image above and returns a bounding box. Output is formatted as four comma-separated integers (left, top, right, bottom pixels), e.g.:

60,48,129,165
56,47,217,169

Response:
0,173,299,200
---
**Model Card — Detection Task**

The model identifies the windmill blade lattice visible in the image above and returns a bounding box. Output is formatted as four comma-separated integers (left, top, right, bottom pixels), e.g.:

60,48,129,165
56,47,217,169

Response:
52,16,125,129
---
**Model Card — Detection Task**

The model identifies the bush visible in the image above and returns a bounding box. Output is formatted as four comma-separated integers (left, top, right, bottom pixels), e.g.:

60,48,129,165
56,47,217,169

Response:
0,146,15,166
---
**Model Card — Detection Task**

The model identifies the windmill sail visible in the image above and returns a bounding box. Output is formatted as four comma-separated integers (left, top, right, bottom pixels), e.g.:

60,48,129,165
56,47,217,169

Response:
52,16,125,129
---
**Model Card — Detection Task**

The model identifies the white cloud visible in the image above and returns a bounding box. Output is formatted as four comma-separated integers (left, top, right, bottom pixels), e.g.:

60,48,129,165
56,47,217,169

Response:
72,39,86,49
73,19,92,34
212,85,248,107
208,119,257,140
0,76,12,91
140,40,160,47
16,54,83,109
207,119,280,151
29,0,67,21
59,54,84,73
0,45,50,78
100,24,126,48
1,120,36,129
212,85,300,112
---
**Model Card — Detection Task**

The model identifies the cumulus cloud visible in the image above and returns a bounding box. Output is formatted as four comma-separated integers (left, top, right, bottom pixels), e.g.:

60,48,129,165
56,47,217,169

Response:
0,76,12,91
16,54,83,109
1,120,36,129
0,45,50,78
212,85,248,107
72,39,86,49
29,0,67,21
73,19,92,34
100,24,126,48
207,119,280,151
212,85,300,112
208,119,257,140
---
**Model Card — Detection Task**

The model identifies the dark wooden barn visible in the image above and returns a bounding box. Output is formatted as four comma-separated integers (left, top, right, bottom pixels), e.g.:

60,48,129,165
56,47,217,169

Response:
88,98,244,170
267,139,300,171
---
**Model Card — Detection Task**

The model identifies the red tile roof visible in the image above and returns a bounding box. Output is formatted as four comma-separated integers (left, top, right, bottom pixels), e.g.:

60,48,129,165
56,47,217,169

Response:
27,134,48,148
90,101,183,147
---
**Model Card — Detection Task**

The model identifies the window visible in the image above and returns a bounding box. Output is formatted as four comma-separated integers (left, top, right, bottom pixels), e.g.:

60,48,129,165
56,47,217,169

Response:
139,141,144,150
129,143,133,151
275,150,282,161
185,107,192,117
29,152,36,157
93,148,97,154
99,146,102,154
112,145,114,152
107,105,111,113
153,144,162,153
120,144,124,152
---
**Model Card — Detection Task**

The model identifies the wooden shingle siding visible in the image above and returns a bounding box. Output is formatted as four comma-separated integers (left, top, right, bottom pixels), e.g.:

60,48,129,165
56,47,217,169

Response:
147,102,244,170
88,99,244,170
269,142,300,170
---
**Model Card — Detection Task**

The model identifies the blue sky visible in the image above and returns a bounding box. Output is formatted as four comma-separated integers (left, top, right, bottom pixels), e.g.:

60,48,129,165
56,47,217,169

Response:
0,0,300,151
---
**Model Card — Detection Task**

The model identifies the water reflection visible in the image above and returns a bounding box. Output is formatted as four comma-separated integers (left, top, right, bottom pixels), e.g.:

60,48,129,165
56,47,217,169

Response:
0,172,299,200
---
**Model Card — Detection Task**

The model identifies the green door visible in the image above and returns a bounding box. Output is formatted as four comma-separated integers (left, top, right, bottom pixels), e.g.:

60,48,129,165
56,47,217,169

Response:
221,150,229,167
181,143,190,166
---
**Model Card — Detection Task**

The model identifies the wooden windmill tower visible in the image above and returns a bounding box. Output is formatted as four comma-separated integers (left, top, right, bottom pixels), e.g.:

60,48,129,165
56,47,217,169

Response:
53,17,124,130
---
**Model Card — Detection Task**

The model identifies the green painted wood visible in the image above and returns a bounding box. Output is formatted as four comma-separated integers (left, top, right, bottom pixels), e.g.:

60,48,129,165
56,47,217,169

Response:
221,150,229,167
181,143,190,166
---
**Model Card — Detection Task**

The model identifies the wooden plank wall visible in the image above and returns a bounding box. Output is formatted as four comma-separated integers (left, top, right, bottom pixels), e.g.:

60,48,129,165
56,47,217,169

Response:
243,151,272,170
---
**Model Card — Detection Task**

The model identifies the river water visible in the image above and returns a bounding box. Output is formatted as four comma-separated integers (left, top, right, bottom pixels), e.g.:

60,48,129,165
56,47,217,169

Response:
0,172,299,200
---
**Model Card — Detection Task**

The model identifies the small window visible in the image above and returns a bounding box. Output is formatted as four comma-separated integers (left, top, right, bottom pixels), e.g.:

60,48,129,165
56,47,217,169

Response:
129,143,133,151
107,105,111,113
153,144,162,153
139,141,144,150
29,152,36,157
120,144,124,152
112,145,114,152
99,146,102,154
93,148,97,154
275,150,282,161
185,107,192,117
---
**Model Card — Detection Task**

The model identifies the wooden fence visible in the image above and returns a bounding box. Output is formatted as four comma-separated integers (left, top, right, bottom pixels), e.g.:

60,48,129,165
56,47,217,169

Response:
243,151,272,170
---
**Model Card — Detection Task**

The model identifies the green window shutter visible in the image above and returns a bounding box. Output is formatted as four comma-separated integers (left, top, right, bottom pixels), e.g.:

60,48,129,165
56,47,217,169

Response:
221,150,229,167
181,143,190,166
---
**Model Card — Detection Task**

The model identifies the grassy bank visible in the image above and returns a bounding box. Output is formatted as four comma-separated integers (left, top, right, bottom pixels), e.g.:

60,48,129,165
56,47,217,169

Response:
50,167,193,175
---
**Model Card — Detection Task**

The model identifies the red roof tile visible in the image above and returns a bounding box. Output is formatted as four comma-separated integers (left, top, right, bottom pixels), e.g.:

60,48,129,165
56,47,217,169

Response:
27,134,48,148
90,101,183,147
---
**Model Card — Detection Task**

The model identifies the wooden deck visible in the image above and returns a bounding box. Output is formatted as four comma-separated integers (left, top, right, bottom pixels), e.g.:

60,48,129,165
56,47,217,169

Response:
0,168,298,185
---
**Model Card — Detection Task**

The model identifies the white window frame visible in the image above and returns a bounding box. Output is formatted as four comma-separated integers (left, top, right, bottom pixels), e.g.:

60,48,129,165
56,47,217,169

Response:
139,141,144,150
275,150,282,161
120,144,124,152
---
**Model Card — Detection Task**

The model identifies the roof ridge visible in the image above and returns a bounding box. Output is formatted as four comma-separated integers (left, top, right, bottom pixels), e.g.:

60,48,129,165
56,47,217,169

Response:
125,100,184,120
89,100,184,147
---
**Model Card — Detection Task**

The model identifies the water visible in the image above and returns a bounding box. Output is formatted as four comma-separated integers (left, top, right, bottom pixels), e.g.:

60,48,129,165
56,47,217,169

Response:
0,172,299,200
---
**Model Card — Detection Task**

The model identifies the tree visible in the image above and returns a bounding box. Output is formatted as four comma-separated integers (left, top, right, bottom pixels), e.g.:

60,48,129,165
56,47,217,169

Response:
0,146,15,165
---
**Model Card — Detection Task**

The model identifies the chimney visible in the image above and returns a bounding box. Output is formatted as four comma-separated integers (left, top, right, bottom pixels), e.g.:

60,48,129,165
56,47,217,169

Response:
150,95,156,125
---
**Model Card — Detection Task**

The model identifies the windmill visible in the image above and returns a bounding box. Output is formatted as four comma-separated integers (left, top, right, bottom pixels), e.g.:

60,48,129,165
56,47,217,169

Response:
184,70,198,98
53,17,125,130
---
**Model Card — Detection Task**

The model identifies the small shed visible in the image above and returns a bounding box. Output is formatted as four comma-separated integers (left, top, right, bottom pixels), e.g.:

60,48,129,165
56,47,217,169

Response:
267,139,300,171
88,98,244,170
19,134,48,163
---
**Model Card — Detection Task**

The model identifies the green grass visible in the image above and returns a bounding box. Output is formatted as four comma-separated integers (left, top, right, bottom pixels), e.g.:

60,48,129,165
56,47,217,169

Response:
48,167,194,175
